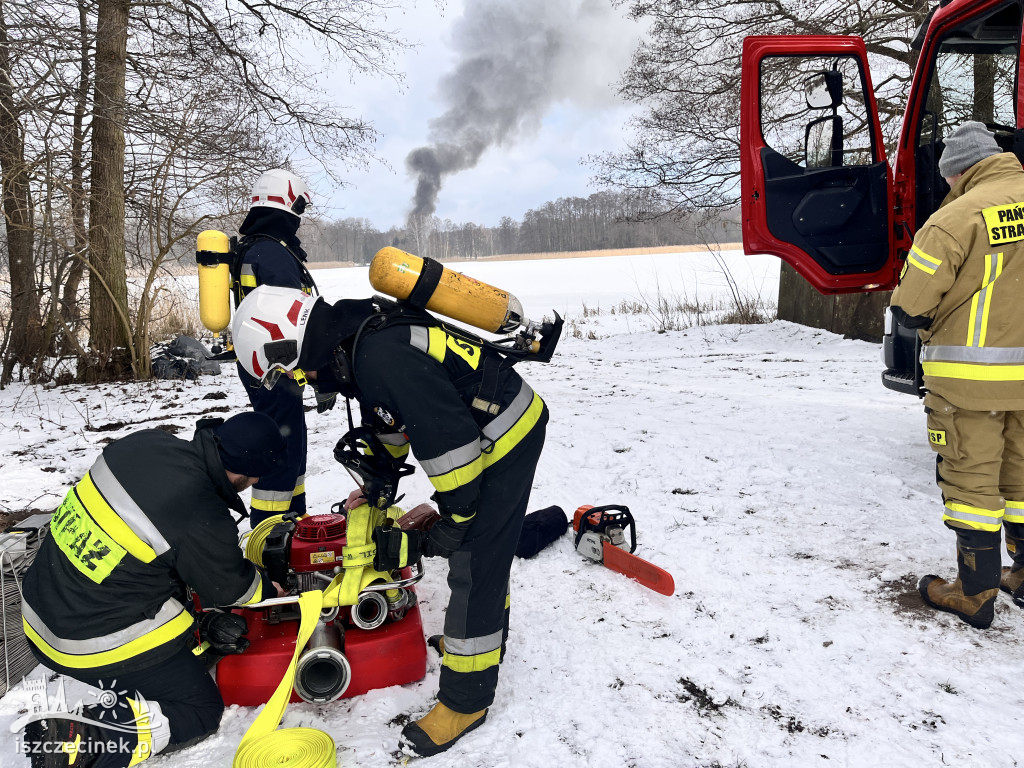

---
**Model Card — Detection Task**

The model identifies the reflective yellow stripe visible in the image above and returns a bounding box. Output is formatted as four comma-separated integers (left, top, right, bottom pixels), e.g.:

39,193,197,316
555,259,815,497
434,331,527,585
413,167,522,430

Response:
923,361,1024,381
483,392,544,468
384,443,410,459
127,698,153,766
1006,500,1024,524
505,593,510,609
426,326,447,363
77,473,158,563
445,336,482,369
240,274,257,287
967,252,1003,347
451,511,476,524
22,610,194,669
427,392,544,493
235,569,265,607
977,254,996,346
943,502,1003,532
908,245,941,275
428,454,485,493
50,491,126,584
292,483,305,497
442,647,501,673
250,497,294,512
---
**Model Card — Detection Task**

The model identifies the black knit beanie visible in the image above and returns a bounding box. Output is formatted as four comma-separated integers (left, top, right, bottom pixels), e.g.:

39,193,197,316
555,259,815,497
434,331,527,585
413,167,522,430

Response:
213,412,287,478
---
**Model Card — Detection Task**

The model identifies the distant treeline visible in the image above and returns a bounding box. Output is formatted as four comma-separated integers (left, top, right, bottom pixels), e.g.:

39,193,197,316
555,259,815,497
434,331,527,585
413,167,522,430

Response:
306,190,741,264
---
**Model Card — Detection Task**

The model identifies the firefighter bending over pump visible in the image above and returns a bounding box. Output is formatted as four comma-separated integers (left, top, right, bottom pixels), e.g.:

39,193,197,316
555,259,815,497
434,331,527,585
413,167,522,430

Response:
232,280,552,757
19,413,288,768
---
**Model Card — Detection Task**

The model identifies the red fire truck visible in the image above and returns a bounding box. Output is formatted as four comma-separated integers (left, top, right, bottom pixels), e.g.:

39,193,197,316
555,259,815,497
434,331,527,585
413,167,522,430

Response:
740,0,1023,391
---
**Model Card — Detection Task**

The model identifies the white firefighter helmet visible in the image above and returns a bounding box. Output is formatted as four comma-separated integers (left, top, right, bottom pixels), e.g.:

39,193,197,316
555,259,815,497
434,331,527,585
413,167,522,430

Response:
250,169,312,217
232,286,317,389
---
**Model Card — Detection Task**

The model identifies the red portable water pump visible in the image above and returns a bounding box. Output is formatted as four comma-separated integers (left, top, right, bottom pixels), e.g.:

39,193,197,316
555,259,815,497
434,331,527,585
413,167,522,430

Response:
215,511,428,706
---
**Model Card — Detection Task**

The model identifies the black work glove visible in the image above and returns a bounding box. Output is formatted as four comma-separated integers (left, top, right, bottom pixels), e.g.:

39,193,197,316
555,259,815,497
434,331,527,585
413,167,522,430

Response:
197,611,250,655
372,524,424,571
315,390,338,414
422,517,471,559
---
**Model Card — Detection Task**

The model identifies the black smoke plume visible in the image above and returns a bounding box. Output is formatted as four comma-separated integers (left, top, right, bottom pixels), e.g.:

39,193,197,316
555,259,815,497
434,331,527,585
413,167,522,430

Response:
406,0,632,220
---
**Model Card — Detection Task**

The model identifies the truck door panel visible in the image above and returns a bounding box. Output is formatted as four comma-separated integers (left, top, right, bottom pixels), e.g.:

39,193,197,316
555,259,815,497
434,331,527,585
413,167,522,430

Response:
761,149,889,274
741,37,897,294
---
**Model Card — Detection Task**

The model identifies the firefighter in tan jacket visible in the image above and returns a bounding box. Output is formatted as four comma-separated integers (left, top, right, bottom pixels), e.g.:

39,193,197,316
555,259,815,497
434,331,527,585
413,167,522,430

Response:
890,121,1024,629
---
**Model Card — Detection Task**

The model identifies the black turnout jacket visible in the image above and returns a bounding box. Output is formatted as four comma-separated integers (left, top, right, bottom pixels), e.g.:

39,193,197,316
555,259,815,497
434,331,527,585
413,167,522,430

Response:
22,426,273,676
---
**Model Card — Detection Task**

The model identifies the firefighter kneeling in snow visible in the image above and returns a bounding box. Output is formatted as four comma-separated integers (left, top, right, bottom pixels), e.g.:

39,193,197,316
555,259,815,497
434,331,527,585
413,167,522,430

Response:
890,121,1024,629
20,413,287,767
232,285,548,757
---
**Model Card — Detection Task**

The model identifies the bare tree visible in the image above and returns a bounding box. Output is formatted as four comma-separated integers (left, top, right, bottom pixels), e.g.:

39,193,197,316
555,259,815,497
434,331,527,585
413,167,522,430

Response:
0,0,41,383
0,0,409,385
84,0,131,382
590,0,932,217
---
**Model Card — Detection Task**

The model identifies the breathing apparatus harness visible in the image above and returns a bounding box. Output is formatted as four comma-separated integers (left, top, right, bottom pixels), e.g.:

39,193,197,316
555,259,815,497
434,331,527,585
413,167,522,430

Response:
323,292,562,501
229,233,319,306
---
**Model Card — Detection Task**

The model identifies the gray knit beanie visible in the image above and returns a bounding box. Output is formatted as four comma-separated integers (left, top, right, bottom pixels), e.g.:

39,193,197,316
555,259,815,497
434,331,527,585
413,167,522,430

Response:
938,121,1002,178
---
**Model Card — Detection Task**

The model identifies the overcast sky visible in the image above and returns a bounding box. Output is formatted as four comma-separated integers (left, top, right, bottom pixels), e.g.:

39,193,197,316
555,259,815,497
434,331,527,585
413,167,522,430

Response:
309,0,644,230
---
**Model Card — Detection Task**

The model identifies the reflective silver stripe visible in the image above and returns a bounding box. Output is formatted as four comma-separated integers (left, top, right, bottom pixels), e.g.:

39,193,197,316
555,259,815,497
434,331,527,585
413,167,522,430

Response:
91,456,171,556
922,345,1024,364
418,438,482,478
378,431,409,447
231,568,263,606
294,473,306,486
251,488,294,502
970,252,1002,347
943,506,1003,527
144,701,171,755
241,264,256,278
22,598,187,655
443,629,504,656
409,326,429,354
481,380,534,448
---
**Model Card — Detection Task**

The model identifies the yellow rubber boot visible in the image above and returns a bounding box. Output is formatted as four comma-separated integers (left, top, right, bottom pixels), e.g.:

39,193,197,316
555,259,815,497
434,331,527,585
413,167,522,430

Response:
399,702,487,757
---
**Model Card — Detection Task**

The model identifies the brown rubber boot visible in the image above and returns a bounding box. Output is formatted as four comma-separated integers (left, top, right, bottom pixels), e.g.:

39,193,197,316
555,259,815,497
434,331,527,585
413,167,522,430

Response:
919,529,1001,629
1000,524,1024,605
399,702,487,757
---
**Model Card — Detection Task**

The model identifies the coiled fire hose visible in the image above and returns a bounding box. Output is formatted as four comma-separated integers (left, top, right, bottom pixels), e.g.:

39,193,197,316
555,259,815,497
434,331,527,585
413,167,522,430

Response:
231,504,402,768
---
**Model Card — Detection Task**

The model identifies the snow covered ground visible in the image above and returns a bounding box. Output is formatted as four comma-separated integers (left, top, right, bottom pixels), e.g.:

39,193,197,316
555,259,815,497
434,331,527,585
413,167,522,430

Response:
2,249,1021,768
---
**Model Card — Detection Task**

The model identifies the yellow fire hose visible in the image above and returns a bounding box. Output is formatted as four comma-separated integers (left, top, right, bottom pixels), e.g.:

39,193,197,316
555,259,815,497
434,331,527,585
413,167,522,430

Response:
230,504,403,767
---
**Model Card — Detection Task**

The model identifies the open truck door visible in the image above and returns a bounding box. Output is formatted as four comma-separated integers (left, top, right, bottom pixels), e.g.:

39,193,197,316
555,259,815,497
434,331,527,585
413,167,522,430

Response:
740,36,900,295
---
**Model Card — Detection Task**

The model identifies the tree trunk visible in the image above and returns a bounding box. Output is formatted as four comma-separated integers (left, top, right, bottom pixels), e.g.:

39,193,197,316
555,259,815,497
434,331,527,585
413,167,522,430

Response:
85,0,132,381
61,0,92,335
777,262,888,343
0,1,42,387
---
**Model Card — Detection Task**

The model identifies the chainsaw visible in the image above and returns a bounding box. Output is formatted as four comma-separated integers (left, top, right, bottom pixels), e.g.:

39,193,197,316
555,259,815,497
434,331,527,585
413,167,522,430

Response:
573,504,675,596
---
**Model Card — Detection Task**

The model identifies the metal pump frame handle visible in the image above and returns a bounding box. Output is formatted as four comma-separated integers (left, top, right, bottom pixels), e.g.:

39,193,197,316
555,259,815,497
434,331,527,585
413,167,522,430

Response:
242,561,425,610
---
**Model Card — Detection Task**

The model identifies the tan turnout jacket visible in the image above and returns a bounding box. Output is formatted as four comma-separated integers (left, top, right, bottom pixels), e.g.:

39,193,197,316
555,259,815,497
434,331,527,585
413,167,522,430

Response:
891,152,1024,410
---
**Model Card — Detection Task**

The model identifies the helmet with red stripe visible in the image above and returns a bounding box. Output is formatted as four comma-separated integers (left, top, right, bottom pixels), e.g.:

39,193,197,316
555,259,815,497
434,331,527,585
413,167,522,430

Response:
232,286,317,388
250,169,312,217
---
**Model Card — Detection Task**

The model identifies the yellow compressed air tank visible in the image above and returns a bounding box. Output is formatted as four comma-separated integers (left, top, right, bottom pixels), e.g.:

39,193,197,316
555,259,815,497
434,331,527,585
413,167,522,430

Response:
196,229,232,335
369,247,525,334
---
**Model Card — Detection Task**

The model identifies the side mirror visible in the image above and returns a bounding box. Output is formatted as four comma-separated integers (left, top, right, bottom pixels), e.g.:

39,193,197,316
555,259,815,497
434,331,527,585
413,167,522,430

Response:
804,70,843,110
805,115,844,168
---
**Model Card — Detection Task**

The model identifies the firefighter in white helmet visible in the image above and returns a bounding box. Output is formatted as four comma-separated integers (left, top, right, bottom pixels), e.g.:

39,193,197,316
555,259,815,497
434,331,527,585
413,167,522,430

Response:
232,285,549,757
232,169,321,527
